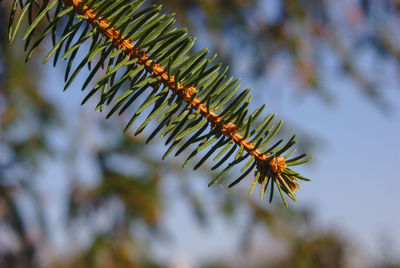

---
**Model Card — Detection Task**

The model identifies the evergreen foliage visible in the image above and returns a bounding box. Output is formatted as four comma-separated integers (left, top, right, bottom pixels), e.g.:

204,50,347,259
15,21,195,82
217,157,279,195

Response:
5,0,311,205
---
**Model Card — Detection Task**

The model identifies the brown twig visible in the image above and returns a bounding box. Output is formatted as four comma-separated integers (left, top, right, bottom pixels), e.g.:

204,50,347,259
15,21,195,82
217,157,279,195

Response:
62,0,287,177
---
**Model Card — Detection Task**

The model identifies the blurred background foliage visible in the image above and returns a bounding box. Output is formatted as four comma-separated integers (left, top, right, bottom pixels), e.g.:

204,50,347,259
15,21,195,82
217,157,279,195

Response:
0,0,399,268
154,0,400,109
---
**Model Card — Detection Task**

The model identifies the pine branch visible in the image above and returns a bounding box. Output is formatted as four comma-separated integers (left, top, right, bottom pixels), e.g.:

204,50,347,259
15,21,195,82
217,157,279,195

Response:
6,0,312,206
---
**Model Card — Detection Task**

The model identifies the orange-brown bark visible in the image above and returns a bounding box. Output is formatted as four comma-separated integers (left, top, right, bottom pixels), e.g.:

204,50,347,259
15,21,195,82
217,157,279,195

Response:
61,0,286,175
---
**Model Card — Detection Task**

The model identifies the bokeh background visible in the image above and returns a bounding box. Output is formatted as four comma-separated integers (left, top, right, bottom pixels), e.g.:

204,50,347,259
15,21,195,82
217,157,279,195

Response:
1,0,399,267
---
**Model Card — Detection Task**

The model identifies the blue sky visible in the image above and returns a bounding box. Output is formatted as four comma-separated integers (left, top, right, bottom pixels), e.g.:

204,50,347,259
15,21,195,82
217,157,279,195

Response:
282,75,400,260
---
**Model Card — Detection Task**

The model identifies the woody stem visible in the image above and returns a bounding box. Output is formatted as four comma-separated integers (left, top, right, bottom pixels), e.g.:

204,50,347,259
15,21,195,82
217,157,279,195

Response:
61,0,283,171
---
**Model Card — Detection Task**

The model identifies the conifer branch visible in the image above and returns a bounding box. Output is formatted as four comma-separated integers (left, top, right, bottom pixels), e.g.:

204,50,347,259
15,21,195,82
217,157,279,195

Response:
6,0,312,205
